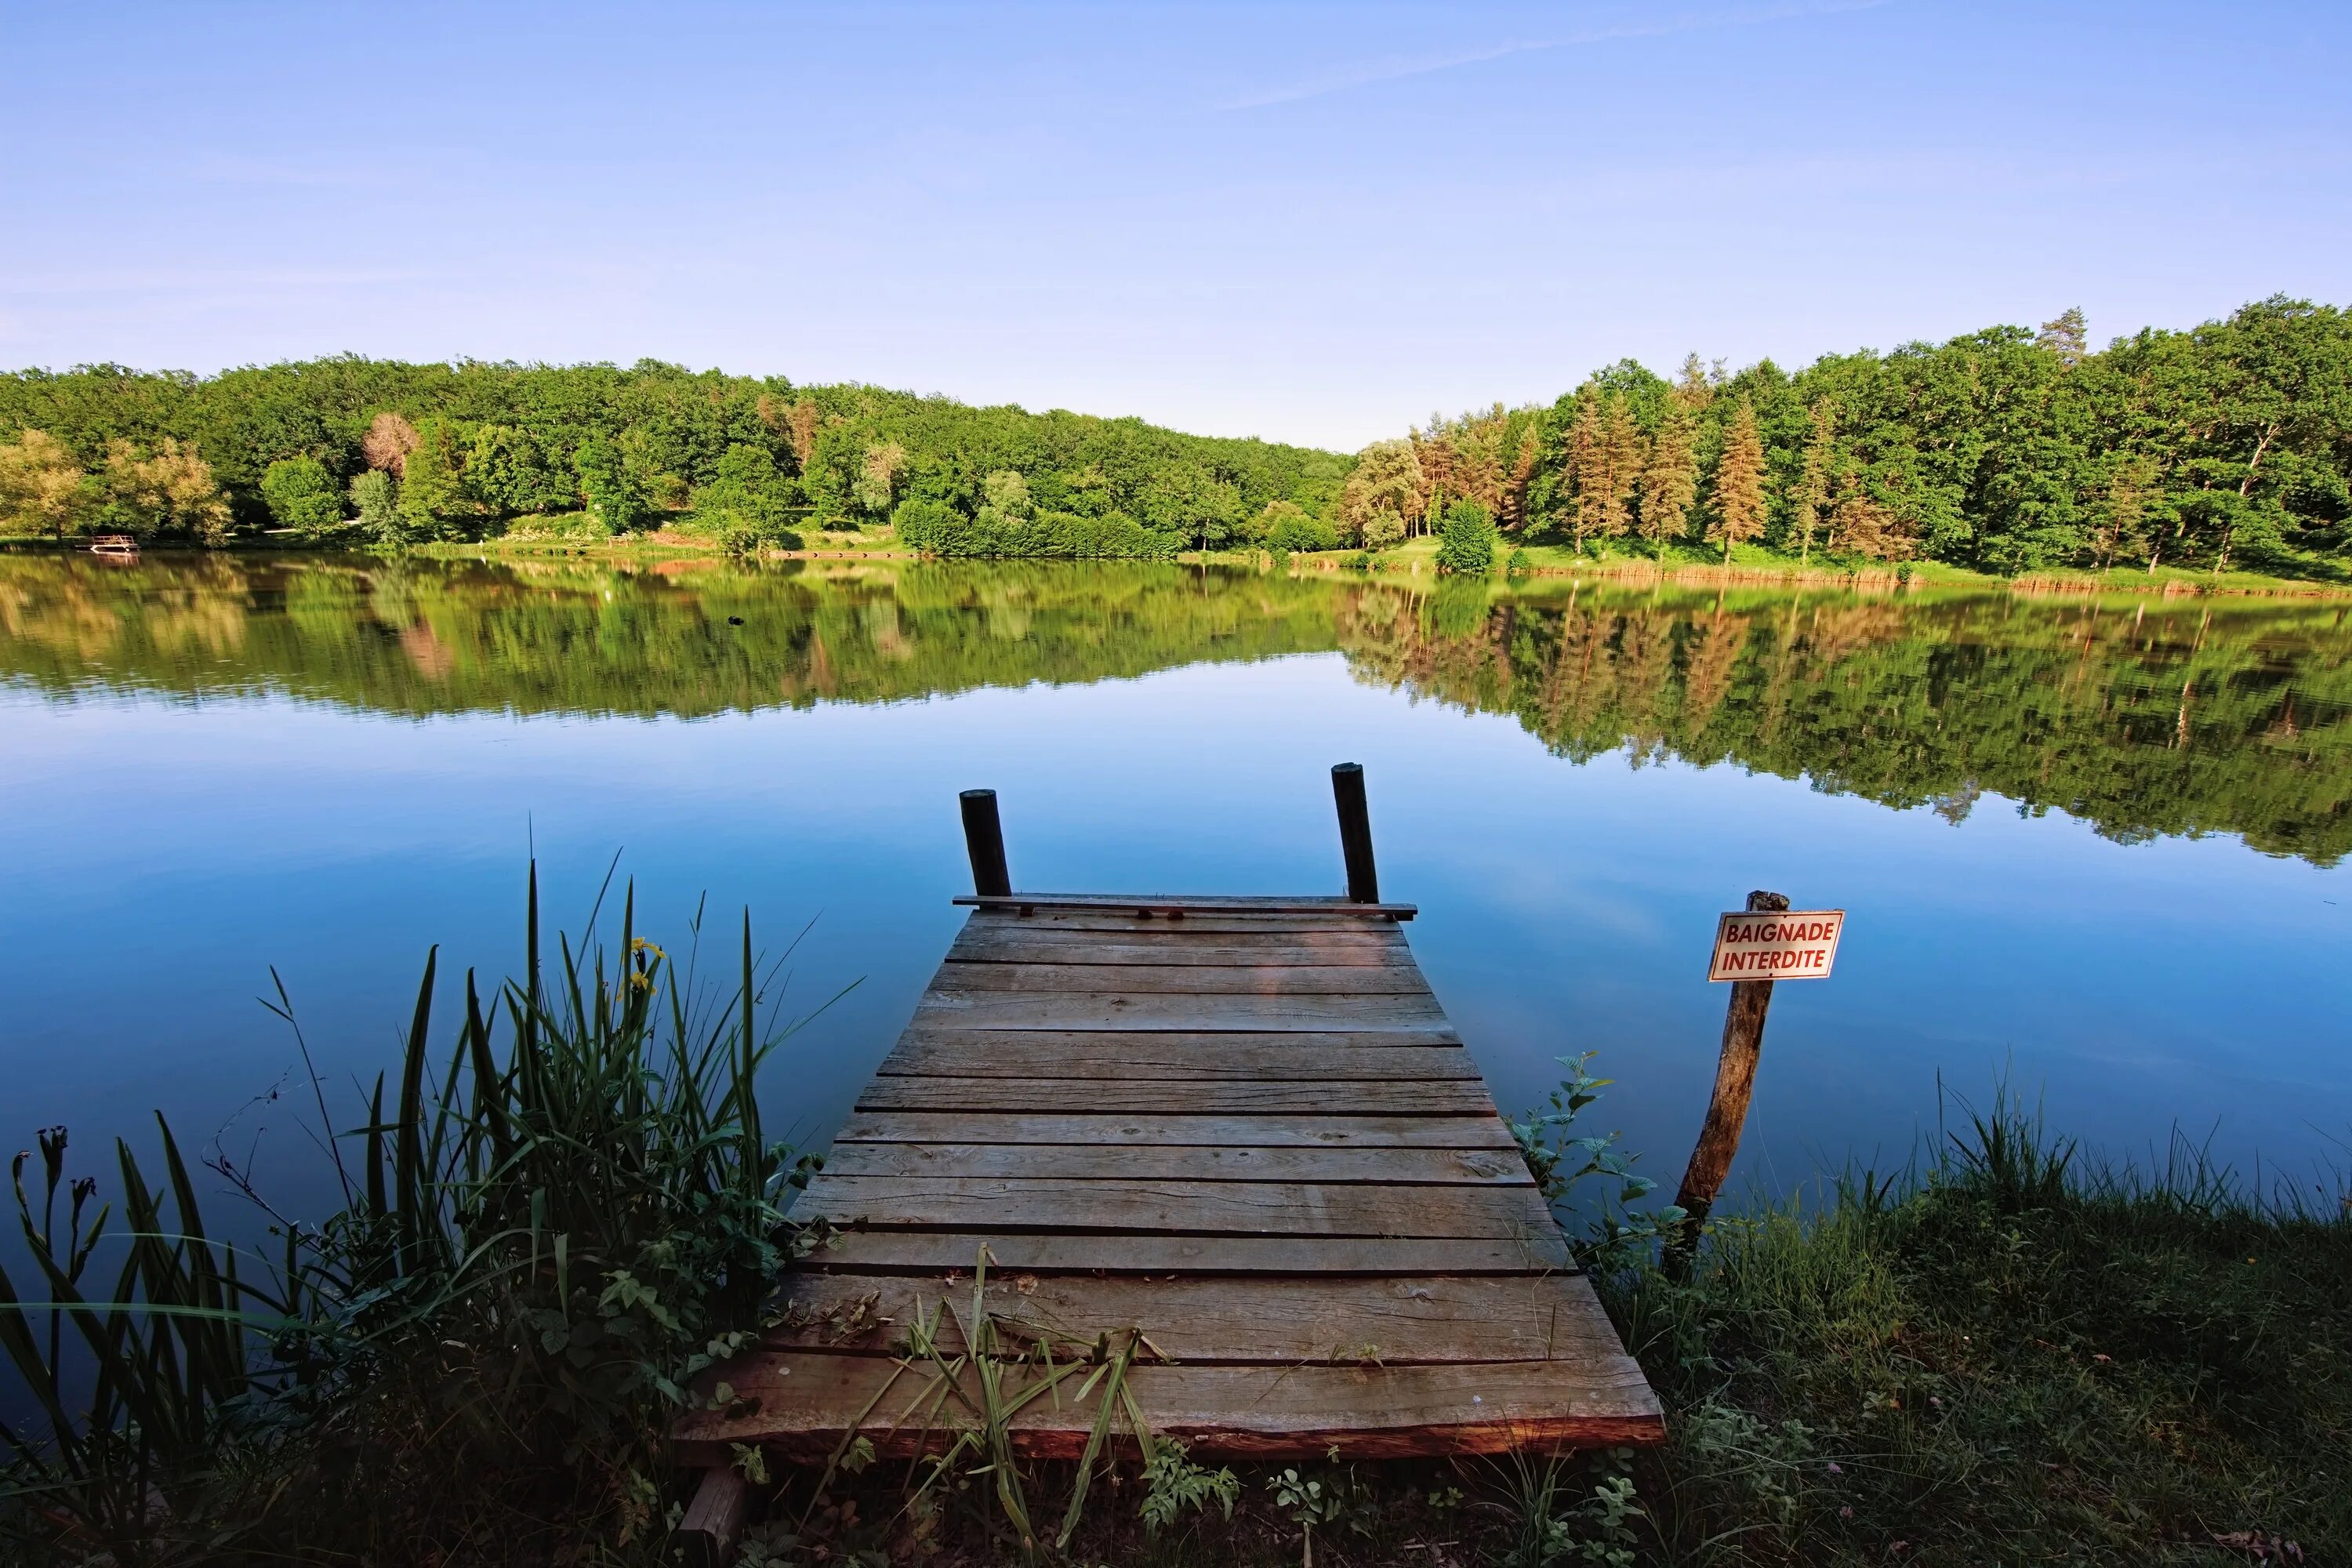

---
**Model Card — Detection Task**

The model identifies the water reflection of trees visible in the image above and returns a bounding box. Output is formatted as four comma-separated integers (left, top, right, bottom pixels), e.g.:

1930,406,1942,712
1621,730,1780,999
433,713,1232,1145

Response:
2,554,2347,862
1341,582,2352,862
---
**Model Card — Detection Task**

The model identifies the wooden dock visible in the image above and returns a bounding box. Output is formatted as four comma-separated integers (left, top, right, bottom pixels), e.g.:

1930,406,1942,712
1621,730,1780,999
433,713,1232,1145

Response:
676,769,1663,1480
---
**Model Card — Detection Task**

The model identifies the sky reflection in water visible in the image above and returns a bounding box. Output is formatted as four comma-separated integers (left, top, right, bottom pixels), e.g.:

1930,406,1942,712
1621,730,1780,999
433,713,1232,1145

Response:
2,554,2347,1225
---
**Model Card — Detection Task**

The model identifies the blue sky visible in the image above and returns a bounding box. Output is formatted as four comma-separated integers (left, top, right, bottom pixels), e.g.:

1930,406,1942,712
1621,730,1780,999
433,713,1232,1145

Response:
4,1,2348,450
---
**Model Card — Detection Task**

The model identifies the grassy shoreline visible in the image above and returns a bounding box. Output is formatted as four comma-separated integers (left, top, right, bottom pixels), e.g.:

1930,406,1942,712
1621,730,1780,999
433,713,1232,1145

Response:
13,526,2351,597
434,529,2352,598
3,866,2343,1566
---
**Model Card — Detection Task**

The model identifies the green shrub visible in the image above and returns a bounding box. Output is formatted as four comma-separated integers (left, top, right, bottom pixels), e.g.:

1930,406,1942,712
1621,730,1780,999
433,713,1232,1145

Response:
893,497,1178,559
1436,499,1497,572
261,456,345,539
1266,510,1338,553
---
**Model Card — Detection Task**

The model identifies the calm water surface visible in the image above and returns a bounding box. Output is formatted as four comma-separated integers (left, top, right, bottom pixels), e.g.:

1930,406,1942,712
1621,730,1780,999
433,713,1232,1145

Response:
2,552,2347,1223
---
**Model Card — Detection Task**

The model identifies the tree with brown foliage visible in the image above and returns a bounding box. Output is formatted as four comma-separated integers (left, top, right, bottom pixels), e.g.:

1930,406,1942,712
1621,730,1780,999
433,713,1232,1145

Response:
362,412,420,477
1637,405,1698,548
1791,399,1838,564
786,399,821,470
1708,401,1769,561
1501,418,1543,532
1563,392,1644,550
1673,352,1715,411
1828,466,1914,560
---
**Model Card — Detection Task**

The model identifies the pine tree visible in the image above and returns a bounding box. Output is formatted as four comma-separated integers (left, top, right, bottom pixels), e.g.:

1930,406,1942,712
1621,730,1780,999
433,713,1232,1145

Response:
2035,307,2089,369
1828,466,1912,560
1709,401,1769,561
1637,405,1698,548
1563,394,1604,554
1791,400,1837,564
1501,419,1542,532
1673,352,1714,411
1597,397,1646,540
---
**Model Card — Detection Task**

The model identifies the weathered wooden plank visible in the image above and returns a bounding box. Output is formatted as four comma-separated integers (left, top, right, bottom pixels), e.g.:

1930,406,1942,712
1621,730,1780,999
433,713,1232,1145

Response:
963,909,1398,936
886,1027,1465,1058
855,1076,1498,1116
818,1142,1533,1184
794,1174,1559,1240
879,1037,1478,1082
830,1111,1519,1149
946,927,1411,968
768,1272,1617,1366
931,960,1434,996
674,1352,1661,1461
800,1229,1570,1274
954,893,1417,920
911,990,1450,1031
677,1468,746,1568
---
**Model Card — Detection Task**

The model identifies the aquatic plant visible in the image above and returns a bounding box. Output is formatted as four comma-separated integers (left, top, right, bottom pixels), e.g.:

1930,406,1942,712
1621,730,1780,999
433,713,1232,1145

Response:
0,862,844,1563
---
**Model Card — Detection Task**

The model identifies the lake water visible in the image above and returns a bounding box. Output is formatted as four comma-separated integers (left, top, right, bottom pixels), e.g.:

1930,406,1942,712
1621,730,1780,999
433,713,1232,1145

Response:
2,552,2347,1228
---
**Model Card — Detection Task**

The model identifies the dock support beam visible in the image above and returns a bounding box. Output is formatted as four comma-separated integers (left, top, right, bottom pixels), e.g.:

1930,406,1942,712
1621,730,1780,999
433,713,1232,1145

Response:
1331,763,1380,904
1667,887,1790,1279
960,789,1011,898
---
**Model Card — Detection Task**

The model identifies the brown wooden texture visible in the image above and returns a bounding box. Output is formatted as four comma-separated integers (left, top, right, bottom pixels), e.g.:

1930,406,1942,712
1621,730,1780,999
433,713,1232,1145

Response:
804,1230,1573,1274
953,893,1418,920
1671,889,1790,1274
818,1142,1532,1184
674,1353,1659,1464
692,899,1663,1461
931,960,1434,994
880,1037,1479,1081
795,1174,1560,1237
831,1111,1519,1149
856,1076,1497,1115
677,1468,746,1568
767,1272,1624,1363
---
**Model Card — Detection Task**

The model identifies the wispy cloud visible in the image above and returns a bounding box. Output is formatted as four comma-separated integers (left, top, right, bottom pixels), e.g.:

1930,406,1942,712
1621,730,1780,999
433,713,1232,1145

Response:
1221,0,1887,111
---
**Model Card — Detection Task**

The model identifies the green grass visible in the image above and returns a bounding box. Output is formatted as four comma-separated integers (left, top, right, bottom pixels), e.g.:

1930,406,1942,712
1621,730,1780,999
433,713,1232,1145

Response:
723,1094,2352,1567
7,948,2344,1566
2,862,846,1565
1601,1149,2350,1563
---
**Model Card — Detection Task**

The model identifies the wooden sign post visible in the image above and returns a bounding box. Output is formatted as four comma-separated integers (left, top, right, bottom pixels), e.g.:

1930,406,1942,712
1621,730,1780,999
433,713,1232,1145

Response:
1666,893,1846,1278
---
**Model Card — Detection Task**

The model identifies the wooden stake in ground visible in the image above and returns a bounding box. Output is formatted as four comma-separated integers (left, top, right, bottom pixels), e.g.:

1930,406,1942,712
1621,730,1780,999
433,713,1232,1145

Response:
1668,889,1789,1278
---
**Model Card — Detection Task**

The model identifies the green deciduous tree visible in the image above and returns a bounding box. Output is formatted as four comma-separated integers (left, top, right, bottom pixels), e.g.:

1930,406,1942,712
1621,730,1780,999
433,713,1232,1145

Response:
96,438,232,544
574,438,653,534
261,456,345,539
0,429,88,539
691,444,801,547
1340,440,1421,547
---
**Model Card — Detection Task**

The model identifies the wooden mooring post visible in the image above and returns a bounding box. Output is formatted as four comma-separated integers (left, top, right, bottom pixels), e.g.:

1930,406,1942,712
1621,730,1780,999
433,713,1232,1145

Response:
1667,888,1790,1279
959,787,1011,897
1331,762,1379,903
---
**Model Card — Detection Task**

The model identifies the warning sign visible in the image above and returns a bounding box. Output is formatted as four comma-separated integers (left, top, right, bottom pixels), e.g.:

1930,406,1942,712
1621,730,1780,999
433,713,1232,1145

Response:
1708,909,1845,982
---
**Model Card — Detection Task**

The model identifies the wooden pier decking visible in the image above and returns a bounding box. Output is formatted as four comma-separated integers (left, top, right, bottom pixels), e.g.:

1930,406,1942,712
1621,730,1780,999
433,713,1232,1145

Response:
675,775,1664,1483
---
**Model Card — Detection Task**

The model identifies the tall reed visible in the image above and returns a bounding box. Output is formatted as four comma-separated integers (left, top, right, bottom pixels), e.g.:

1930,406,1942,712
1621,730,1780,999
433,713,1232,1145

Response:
2,862,844,1563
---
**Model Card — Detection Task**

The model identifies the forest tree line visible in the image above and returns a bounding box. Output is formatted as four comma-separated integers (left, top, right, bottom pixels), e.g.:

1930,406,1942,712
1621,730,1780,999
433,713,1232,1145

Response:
0,358,1346,554
1349,296,2352,575
1,295,2347,573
